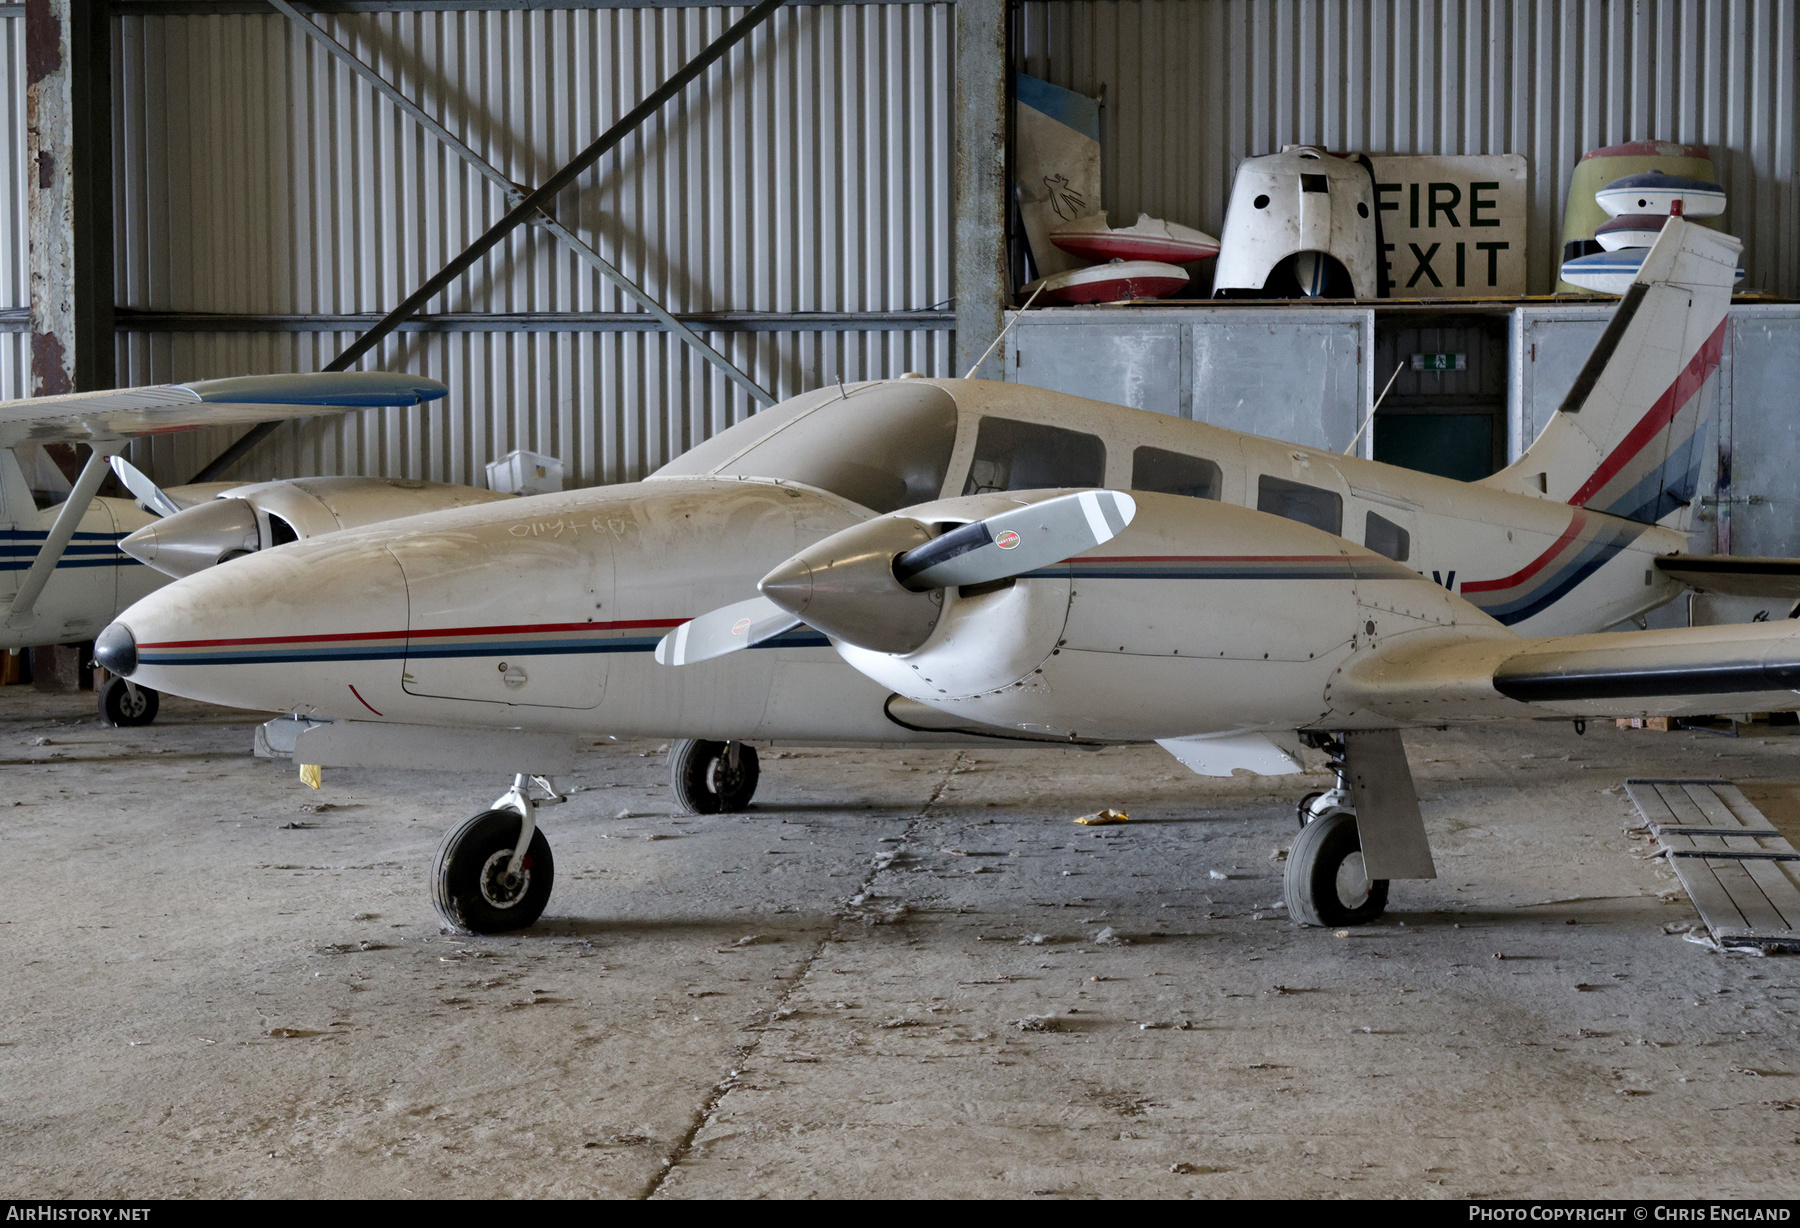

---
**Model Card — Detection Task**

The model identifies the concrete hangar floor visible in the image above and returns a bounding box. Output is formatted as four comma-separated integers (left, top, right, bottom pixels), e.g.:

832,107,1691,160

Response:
2,689,1797,1200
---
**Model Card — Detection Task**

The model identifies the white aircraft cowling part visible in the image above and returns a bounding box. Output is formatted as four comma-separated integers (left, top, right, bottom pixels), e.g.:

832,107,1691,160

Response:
1213,146,1377,299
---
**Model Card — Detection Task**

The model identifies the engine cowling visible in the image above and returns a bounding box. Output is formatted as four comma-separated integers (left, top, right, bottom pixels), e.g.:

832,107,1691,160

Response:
802,492,1469,742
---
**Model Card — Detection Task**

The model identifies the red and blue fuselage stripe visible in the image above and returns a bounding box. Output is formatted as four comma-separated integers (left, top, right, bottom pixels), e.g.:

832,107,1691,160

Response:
138,620,831,666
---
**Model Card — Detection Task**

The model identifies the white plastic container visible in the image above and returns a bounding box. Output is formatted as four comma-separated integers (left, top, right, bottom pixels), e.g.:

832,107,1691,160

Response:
485,449,563,496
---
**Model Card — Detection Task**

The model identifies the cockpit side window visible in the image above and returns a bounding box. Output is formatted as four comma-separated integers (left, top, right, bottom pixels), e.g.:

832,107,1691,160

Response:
1132,446,1221,500
962,417,1106,495
1363,511,1410,561
1257,474,1343,535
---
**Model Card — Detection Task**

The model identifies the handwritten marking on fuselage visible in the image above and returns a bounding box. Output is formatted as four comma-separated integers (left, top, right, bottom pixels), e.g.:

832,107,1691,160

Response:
508,517,632,539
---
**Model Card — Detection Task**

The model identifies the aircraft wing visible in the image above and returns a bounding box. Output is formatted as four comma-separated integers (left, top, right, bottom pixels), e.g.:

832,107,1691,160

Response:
1654,555,1800,600
0,372,448,447
1341,620,1800,724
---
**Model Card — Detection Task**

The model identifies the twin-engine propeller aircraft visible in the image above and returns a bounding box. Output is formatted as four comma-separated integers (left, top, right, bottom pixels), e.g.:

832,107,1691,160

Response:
0,372,470,724
99,218,1800,934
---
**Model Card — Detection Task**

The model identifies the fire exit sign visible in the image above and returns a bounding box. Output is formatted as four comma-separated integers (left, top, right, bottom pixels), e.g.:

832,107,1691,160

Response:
1370,155,1528,298
1411,352,1467,371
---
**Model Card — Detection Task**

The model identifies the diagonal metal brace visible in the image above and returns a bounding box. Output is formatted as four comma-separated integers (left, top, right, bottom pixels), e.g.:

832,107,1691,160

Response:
7,439,125,627
195,0,787,485
267,0,771,409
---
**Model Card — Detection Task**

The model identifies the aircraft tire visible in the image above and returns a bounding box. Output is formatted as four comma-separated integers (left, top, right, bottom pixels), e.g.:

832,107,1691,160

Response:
1284,810,1388,927
669,739,760,815
98,677,159,727
431,809,554,935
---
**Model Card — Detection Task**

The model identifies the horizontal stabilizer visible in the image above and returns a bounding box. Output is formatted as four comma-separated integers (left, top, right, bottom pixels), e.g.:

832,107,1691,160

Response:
1347,620,1800,723
0,372,448,446
1492,627,1800,704
1654,555,1800,599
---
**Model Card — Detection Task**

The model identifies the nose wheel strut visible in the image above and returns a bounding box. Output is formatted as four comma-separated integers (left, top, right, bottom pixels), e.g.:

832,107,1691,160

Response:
432,774,564,934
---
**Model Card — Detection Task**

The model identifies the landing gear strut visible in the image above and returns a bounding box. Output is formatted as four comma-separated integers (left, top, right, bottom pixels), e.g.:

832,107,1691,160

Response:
669,739,760,814
432,774,563,934
1287,733,1389,927
98,676,159,727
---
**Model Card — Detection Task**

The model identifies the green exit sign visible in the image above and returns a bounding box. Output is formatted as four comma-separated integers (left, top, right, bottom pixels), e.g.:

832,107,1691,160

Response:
1411,352,1467,371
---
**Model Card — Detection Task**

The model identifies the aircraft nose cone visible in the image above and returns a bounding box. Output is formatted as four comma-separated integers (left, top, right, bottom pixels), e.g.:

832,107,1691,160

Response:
94,621,137,676
757,557,814,617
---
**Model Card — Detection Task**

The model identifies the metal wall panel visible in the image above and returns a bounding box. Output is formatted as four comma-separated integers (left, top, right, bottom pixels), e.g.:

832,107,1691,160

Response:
1,17,22,401
108,4,954,485
1018,0,1800,298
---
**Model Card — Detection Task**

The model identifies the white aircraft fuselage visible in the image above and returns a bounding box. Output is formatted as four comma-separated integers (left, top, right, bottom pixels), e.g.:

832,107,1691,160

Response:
104,377,1690,745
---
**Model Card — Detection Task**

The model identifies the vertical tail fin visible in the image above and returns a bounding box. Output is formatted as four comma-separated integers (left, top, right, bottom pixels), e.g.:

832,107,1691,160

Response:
1489,218,1741,527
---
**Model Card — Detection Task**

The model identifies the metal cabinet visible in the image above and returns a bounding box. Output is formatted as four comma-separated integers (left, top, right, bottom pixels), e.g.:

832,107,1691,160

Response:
1507,307,1612,461
1007,306,1373,454
1723,309,1800,559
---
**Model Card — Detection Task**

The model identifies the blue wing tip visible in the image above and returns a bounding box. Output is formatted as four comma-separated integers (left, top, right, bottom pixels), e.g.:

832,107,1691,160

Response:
186,372,451,408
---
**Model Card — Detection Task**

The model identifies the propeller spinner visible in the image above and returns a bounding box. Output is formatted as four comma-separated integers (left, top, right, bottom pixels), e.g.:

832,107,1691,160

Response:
656,489,1136,666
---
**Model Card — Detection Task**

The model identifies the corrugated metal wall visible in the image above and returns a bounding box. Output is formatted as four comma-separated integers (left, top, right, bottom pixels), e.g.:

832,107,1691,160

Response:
1018,0,1799,298
110,3,954,487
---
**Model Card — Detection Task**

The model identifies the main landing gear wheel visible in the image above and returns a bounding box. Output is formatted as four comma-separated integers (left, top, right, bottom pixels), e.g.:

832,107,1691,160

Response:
98,676,159,727
432,808,555,935
669,739,760,814
1285,810,1388,927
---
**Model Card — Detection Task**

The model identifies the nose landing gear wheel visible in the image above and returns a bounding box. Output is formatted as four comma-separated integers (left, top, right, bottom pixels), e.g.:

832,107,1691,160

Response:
1284,809,1388,927
432,808,555,934
669,739,760,814
98,676,159,727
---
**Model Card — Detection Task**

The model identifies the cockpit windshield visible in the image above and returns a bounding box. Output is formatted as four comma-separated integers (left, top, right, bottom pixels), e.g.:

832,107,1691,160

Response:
653,381,960,514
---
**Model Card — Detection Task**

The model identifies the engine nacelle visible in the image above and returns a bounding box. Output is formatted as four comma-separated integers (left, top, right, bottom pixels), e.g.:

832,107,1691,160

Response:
829,492,1474,742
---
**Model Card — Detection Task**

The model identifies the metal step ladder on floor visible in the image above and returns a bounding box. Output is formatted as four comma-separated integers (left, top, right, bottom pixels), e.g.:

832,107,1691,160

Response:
1625,778,1800,952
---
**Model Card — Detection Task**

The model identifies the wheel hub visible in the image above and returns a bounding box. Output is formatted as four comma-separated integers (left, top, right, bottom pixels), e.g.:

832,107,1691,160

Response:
708,755,742,797
1334,850,1371,909
478,849,532,908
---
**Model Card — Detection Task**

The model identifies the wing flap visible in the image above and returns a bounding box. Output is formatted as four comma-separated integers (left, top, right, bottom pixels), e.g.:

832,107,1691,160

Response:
0,372,448,445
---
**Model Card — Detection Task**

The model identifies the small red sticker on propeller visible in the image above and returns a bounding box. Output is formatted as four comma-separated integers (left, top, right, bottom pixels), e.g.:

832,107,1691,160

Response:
731,618,753,636
996,530,1021,550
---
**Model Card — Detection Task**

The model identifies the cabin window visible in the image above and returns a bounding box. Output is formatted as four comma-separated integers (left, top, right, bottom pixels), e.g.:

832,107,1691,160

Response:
1364,511,1410,561
1257,475,1342,535
962,418,1106,495
1131,447,1221,501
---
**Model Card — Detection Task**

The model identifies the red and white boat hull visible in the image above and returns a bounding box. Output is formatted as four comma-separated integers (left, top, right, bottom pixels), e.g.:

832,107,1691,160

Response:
1028,260,1190,303
1051,212,1220,264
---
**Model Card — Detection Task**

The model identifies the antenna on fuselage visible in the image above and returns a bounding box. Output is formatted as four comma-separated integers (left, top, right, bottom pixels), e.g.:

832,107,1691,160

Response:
961,281,1047,380
1344,363,1406,456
